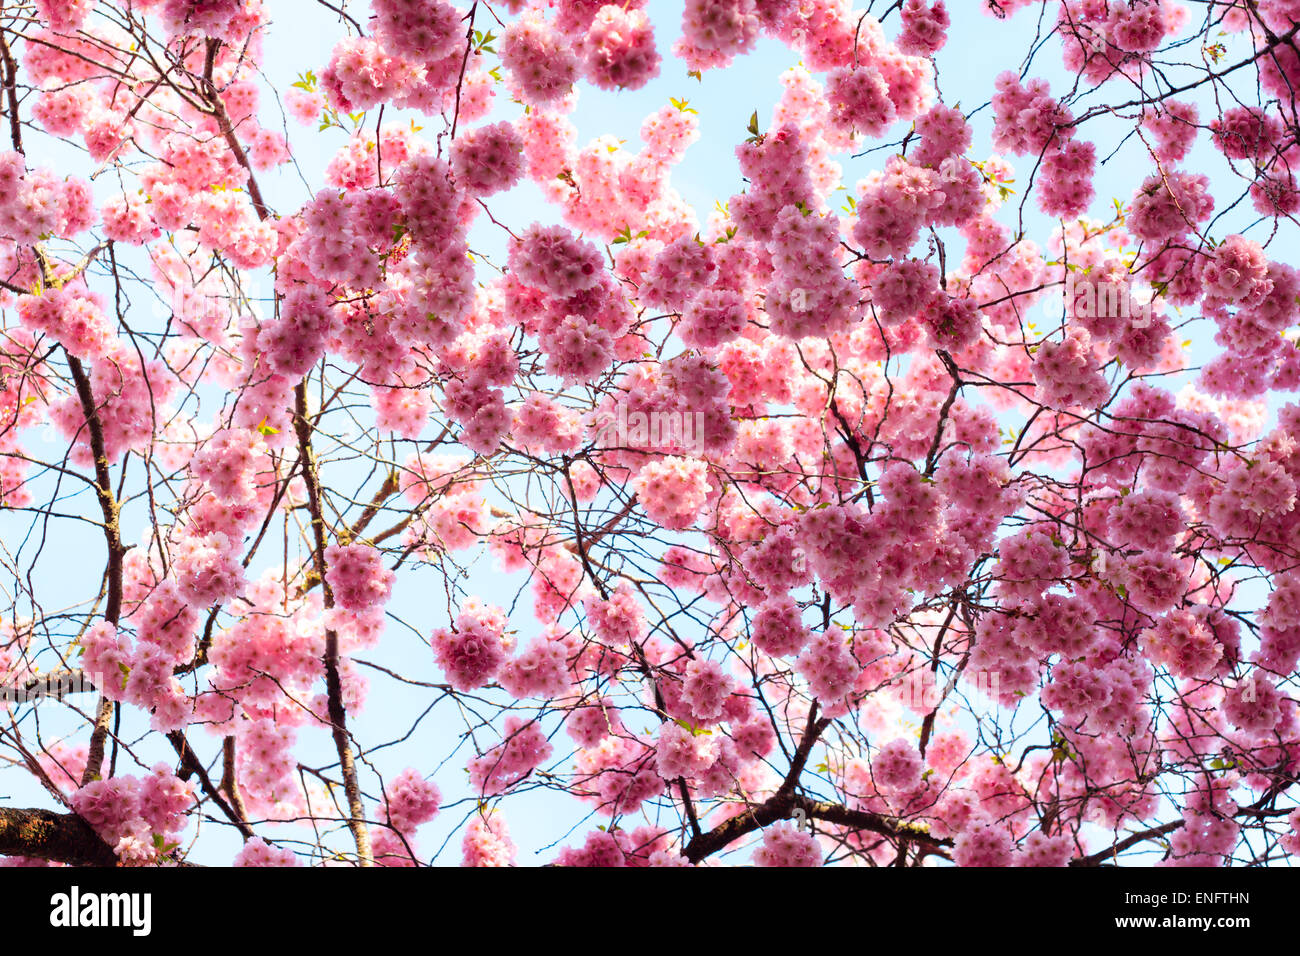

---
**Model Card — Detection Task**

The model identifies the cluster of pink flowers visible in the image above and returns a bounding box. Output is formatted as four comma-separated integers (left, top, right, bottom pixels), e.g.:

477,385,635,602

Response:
1141,609,1225,681
501,12,579,106
1031,327,1110,410
676,0,760,71
826,66,896,139
897,0,949,56
372,0,462,63
765,205,861,339
432,598,513,691
324,543,395,612
852,155,974,259
655,721,719,780
952,820,1015,867
33,0,94,33
566,698,621,748
321,35,461,116
630,456,712,529
462,812,516,866
17,284,114,360
553,825,680,866
795,630,859,705
451,121,525,195
753,822,820,866
70,765,194,862
468,717,553,795
572,730,663,814
681,657,737,723
497,632,570,699
580,6,660,91
227,718,305,820
679,288,749,349
873,739,923,795
234,837,300,867
383,768,442,834
751,595,811,657
731,124,816,241
585,582,648,647
171,530,246,610
509,223,604,298
0,150,93,244
993,528,1070,606
1128,170,1214,242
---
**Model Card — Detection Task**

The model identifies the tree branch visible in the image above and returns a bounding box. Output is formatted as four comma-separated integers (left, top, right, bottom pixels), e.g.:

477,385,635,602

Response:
293,382,372,866
0,807,117,866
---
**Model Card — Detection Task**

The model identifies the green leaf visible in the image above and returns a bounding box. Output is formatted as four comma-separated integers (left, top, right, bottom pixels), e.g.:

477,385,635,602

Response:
673,718,711,737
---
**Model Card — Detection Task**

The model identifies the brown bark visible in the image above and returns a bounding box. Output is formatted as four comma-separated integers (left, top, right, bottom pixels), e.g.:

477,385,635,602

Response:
0,807,117,867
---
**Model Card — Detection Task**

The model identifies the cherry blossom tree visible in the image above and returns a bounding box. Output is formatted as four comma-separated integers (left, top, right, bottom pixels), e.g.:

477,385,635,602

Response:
0,0,1299,868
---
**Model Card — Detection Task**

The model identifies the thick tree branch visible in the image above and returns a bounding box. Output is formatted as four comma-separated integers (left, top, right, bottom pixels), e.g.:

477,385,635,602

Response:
0,32,22,154
682,792,954,865
65,355,125,787
0,807,117,866
293,382,372,866
167,731,255,842
1069,820,1184,867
